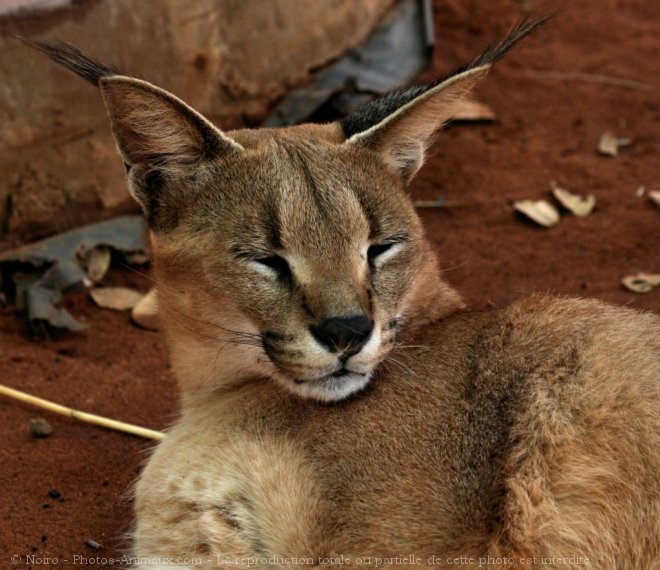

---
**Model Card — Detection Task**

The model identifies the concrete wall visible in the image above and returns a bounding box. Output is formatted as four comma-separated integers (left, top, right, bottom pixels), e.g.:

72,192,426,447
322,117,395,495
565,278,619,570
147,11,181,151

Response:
0,0,391,241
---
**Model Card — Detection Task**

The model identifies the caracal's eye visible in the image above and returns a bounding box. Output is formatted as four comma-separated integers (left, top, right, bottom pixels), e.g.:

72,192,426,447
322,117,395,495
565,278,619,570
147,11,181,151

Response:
252,255,291,280
367,240,405,268
367,242,394,262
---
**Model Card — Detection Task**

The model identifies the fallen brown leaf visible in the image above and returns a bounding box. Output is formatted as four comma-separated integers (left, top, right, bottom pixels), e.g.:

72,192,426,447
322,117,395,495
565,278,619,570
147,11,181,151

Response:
131,287,159,330
513,200,560,227
90,287,143,311
451,100,496,121
83,246,111,283
597,131,631,156
622,273,660,294
597,131,619,156
649,191,660,208
551,181,596,217
124,251,150,265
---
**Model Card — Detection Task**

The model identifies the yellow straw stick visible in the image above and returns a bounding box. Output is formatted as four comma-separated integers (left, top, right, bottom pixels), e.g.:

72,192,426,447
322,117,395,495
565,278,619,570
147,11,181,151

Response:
0,383,165,440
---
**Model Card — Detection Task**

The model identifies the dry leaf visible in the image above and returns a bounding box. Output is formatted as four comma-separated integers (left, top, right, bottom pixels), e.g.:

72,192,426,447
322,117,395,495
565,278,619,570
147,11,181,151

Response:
649,190,660,208
622,273,660,294
451,100,496,121
90,287,143,311
551,181,596,217
513,200,560,227
83,246,112,283
131,287,159,330
597,131,630,156
124,251,150,265
597,132,619,156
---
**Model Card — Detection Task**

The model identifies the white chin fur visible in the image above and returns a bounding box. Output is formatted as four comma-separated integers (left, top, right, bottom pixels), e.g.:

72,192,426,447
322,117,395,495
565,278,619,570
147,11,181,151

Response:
276,371,372,402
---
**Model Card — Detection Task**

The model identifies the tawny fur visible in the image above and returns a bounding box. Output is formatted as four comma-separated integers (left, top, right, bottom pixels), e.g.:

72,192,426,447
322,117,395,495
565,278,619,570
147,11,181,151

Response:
134,293,659,569
139,152,660,567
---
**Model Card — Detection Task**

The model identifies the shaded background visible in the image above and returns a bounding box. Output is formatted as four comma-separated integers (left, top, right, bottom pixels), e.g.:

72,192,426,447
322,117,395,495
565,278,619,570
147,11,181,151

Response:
0,0,658,565
0,0,392,241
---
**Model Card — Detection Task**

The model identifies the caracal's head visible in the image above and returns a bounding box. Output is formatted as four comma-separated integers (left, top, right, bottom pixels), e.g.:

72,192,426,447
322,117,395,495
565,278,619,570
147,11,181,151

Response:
30,18,544,402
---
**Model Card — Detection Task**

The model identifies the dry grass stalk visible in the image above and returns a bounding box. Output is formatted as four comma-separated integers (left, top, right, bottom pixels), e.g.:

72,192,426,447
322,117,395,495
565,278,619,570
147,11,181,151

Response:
0,384,165,440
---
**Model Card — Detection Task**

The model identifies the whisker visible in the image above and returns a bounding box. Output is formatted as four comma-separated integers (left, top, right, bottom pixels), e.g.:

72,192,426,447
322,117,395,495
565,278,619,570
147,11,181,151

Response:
120,263,257,337
438,255,472,274
119,262,161,286
386,356,418,377
120,262,265,351
156,298,262,348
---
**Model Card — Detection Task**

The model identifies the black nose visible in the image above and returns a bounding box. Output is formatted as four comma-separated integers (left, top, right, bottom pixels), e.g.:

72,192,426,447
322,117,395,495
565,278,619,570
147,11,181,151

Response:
310,315,373,354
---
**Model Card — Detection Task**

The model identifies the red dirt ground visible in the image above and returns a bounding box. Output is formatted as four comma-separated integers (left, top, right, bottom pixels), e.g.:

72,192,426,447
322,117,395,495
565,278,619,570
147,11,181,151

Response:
1,0,658,567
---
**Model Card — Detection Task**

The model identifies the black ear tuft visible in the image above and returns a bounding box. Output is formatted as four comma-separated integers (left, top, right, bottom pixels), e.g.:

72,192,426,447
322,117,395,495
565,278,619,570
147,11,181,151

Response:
24,37,244,232
340,14,550,138
20,38,120,86
457,14,550,71
340,85,427,139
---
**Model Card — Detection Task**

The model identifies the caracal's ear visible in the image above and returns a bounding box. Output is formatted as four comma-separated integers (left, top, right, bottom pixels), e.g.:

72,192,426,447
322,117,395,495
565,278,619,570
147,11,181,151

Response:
98,76,243,170
345,67,489,182
342,16,548,183
25,40,243,228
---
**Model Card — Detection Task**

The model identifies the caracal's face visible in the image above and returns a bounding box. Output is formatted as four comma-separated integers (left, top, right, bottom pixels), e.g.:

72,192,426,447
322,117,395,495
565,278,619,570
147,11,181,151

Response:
28,31,501,402
30,32,509,401
156,127,426,401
